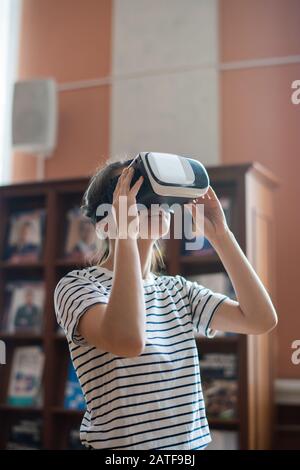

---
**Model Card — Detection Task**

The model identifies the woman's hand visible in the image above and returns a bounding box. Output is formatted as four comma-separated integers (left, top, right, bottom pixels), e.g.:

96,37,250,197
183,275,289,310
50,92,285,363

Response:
185,186,229,244
112,166,144,239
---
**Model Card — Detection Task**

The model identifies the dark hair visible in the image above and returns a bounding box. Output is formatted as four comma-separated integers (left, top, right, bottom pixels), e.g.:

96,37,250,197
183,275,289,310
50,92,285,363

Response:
80,157,166,274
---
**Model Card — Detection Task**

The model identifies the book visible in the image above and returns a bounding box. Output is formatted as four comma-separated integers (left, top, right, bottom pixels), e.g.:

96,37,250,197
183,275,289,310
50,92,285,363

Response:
199,353,238,420
181,196,233,256
7,346,44,407
2,281,45,334
6,418,42,450
4,209,45,263
63,207,100,262
64,360,86,410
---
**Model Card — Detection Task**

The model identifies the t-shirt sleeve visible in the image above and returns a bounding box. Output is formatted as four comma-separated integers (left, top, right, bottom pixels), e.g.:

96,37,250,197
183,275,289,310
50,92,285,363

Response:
176,275,228,338
54,270,109,346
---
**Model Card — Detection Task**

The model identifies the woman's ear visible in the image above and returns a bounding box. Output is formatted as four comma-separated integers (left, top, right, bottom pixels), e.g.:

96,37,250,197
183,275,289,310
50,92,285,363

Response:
95,219,109,240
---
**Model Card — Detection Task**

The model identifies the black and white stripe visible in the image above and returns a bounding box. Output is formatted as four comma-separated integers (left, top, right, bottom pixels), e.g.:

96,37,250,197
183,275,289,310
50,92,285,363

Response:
54,265,227,450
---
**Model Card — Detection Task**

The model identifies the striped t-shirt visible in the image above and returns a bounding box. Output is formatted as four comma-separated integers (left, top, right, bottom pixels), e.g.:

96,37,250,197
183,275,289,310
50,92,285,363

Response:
54,265,228,450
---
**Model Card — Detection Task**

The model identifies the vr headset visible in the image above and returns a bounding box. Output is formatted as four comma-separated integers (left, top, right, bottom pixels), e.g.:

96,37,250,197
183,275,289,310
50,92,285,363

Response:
94,152,209,222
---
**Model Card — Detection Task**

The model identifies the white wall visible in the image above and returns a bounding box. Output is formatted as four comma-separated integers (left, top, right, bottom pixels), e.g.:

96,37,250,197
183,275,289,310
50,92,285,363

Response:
110,0,219,164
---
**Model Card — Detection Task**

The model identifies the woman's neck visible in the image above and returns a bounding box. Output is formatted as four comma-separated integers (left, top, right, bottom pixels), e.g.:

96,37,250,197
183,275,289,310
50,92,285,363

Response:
100,238,155,280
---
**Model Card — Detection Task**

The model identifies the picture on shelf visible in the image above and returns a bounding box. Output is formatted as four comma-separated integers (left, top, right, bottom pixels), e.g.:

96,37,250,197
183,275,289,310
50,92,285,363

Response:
64,360,86,411
7,346,44,407
181,196,232,256
63,207,100,262
4,209,45,263
2,281,45,334
199,353,238,421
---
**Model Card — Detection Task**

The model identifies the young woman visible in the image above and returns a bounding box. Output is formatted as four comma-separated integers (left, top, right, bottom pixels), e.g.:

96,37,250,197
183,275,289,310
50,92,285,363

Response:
54,157,277,450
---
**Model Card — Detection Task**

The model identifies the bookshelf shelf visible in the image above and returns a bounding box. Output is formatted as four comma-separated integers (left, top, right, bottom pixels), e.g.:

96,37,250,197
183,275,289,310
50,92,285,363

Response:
179,254,220,265
196,336,240,353
53,333,67,342
0,260,45,268
0,333,43,342
0,404,42,413
196,335,239,344
51,407,84,416
209,418,240,431
0,165,277,449
55,258,86,267
179,258,224,277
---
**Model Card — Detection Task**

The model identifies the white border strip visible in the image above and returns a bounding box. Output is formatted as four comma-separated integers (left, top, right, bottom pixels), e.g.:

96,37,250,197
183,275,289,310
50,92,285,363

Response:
56,55,300,93
0,0,22,184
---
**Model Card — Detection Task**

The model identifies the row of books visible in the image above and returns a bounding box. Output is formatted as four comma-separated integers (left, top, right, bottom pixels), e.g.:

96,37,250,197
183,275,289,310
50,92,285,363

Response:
6,420,239,451
2,195,233,264
6,346,85,411
6,419,85,450
5,348,238,447
0,273,235,337
6,346,237,421
2,206,100,264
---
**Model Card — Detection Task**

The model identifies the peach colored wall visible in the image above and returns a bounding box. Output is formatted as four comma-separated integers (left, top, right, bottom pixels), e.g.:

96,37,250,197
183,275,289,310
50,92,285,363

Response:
220,0,300,378
221,0,300,61
12,0,112,181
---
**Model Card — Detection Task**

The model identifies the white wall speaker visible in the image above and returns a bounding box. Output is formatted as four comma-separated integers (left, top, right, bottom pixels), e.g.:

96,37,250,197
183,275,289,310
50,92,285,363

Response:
12,78,57,156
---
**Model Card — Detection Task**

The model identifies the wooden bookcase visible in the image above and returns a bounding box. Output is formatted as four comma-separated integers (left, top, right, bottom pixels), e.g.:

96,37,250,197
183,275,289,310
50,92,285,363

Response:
0,163,278,450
